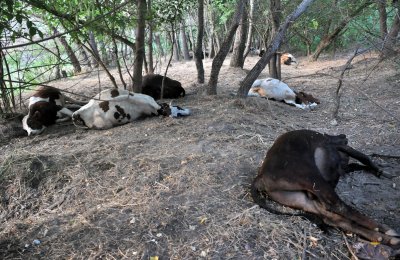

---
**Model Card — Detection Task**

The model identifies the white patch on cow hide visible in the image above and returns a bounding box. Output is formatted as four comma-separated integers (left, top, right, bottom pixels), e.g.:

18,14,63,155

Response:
170,106,191,117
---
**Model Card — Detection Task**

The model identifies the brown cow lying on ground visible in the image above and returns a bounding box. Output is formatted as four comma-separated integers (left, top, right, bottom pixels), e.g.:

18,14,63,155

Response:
72,89,190,129
258,51,297,65
22,86,86,135
248,78,320,110
251,130,400,247
141,74,185,100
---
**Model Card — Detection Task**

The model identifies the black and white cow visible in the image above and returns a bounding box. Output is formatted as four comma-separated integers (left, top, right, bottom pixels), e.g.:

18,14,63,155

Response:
72,89,190,130
22,86,86,135
248,78,319,110
141,74,185,100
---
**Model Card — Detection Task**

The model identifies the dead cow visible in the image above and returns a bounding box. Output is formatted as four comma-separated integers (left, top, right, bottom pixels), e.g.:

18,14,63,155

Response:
72,89,190,129
22,86,86,135
248,78,319,110
258,51,297,65
251,130,400,247
141,74,185,100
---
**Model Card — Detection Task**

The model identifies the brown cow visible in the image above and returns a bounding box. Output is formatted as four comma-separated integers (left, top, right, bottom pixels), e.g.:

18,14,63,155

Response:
22,86,86,135
258,51,297,65
251,130,399,247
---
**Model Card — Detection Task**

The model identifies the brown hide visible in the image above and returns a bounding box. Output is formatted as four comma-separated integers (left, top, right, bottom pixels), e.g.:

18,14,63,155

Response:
251,130,399,247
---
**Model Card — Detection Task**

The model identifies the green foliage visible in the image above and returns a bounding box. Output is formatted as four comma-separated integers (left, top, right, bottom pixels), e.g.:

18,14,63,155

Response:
152,0,196,26
211,0,236,25
0,0,43,41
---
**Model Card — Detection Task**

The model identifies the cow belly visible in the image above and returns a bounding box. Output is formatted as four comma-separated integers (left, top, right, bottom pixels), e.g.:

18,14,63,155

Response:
99,102,157,128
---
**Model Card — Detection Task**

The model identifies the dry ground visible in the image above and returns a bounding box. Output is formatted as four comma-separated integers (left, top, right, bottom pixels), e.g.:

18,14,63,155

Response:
0,52,399,259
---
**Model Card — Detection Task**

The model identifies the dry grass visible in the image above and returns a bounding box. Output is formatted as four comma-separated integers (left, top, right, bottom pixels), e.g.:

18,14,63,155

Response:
0,52,399,259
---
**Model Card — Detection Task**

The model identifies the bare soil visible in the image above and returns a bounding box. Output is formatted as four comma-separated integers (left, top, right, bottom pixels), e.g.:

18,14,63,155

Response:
0,52,399,259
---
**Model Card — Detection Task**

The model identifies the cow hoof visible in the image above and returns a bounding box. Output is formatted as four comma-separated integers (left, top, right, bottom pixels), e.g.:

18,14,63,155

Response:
390,237,400,246
386,229,400,237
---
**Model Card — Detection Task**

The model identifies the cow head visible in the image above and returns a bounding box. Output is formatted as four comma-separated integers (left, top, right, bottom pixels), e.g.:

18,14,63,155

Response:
22,112,46,136
281,53,297,65
22,101,59,136
295,91,320,105
157,102,191,117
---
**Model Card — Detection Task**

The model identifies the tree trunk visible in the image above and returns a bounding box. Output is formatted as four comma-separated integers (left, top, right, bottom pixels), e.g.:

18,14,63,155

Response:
112,37,127,89
88,32,100,68
180,22,191,60
195,0,205,83
99,40,109,66
381,2,400,57
230,1,249,68
132,0,147,92
79,43,92,69
268,0,281,79
376,0,388,39
53,39,62,80
311,1,372,61
53,28,81,74
170,31,180,61
207,0,246,95
244,0,255,59
155,33,165,58
237,0,315,97
209,36,216,58
147,0,154,74
207,2,217,59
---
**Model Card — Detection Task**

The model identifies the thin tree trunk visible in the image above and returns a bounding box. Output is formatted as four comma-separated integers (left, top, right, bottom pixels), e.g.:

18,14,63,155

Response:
207,0,246,95
381,2,400,57
209,36,216,58
195,0,205,83
79,43,92,69
81,43,118,88
53,40,62,79
88,32,100,68
230,0,249,68
132,0,147,92
155,34,165,58
207,1,217,59
376,0,388,39
237,0,315,97
268,0,281,79
98,40,109,66
244,0,255,59
147,0,154,73
180,22,191,60
53,28,81,74
311,1,372,61
170,32,180,61
112,36,127,89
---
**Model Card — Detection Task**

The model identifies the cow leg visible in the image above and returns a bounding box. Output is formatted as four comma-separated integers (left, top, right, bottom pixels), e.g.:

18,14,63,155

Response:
338,146,381,176
57,107,74,117
319,206,400,246
273,176,388,234
64,104,82,109
268,190,400,246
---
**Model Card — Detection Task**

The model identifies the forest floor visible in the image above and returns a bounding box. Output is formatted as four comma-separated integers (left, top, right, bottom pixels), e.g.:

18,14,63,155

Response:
0,52,399,259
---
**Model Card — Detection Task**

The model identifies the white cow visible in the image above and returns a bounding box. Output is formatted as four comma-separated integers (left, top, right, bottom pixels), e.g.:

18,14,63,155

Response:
72,89,190,130
248,78,319,110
